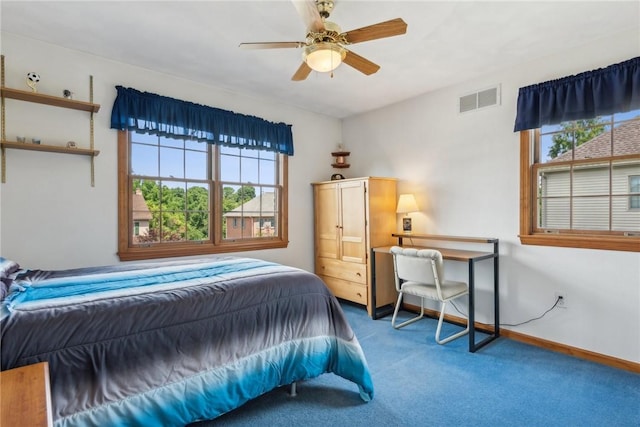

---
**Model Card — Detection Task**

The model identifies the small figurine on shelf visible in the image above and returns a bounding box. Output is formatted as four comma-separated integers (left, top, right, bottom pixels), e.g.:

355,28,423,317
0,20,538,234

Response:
63,89,74,99
66,141,77,148
26,72,40,92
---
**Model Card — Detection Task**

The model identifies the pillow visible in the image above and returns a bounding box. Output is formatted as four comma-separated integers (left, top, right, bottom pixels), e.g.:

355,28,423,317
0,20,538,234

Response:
0,257,20,280
0,258,20,301
0,279,9,301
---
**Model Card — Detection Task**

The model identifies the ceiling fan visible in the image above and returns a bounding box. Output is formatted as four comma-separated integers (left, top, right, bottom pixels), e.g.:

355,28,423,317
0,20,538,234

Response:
239,0,407,81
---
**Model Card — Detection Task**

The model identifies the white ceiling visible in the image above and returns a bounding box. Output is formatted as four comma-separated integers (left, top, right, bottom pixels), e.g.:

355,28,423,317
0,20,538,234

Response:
2,1,639,119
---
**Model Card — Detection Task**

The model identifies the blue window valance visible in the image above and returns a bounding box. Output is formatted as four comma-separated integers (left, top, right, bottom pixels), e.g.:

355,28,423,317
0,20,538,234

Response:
110,86,294,155
513,56,640,132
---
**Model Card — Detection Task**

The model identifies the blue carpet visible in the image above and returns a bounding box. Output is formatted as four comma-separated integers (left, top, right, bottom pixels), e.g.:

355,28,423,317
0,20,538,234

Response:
194,302,640,426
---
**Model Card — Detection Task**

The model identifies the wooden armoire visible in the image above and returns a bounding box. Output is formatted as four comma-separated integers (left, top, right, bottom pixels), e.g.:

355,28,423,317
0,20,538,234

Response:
312,177,397,317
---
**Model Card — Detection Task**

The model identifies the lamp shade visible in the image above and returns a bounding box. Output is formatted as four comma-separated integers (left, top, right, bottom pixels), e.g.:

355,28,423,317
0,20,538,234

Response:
304,43,346,73
396,194,419,214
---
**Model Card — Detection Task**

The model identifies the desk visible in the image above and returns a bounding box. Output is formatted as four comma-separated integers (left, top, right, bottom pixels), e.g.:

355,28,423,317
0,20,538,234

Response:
0,362,53,427
371,233,499,353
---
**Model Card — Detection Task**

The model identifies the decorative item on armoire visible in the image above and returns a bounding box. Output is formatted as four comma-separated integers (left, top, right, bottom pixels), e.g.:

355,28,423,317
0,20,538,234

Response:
396,193,419,233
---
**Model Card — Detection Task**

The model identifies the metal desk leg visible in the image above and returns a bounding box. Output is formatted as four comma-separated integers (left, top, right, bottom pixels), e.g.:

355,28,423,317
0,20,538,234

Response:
469,252,500,353
370,248,378,319
494,249,500,337
468,260,475,352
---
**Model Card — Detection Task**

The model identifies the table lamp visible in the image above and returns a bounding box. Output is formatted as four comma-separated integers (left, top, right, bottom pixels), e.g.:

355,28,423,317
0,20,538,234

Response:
396,194,419,233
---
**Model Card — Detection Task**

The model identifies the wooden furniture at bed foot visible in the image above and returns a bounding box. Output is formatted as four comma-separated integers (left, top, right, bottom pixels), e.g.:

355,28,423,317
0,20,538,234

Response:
312,177,398,317
0,362,53,427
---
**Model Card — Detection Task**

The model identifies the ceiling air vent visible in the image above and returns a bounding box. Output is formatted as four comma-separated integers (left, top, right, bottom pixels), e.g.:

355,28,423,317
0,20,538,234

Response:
459,85,501,113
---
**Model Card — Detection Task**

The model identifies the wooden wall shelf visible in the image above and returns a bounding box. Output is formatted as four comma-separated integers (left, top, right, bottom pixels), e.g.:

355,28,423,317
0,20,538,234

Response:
1,55,99,186
1,87,100,113
331,150,350,168
1,141,100,157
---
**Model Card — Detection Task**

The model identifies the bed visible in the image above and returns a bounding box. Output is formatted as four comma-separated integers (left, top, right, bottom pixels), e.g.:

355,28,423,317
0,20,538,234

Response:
0,256,374,426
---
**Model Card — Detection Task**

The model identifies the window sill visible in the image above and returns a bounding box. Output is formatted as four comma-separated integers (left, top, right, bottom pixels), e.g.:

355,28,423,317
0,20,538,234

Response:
118,240,289,262
519,234,639,252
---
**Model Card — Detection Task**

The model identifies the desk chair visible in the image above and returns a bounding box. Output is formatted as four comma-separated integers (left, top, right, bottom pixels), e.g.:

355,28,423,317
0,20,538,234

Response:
390,246,470,344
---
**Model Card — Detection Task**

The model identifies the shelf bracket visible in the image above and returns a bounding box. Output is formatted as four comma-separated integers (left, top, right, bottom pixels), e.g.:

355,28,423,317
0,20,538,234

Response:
1,55,6,183
90,74,95,187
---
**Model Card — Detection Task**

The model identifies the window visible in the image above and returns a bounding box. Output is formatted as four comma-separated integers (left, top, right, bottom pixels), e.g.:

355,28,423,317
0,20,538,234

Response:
630,176,640,209
519,109,640,251
117,130,288,261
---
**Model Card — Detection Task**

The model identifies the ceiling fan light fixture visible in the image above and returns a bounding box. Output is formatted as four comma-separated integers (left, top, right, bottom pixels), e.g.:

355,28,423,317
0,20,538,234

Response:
303,42,346,73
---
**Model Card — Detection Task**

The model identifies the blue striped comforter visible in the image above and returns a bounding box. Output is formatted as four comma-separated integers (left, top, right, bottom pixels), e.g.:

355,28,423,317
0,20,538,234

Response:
0,256,374,426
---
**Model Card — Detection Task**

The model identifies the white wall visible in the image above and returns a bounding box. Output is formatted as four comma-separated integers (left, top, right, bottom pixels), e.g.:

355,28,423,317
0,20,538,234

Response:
343,29,640,363
2,30,639,364
0,32,340,272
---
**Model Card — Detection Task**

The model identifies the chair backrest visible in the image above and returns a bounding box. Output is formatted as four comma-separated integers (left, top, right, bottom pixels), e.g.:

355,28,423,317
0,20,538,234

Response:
390,246,445,295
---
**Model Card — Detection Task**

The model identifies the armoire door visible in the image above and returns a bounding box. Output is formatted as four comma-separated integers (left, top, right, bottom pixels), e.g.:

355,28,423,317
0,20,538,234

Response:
338,180,367,264
314,183,340,260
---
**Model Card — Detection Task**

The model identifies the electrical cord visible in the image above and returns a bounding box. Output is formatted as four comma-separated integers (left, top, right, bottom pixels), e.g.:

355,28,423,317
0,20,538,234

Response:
449,296,563,327
500,296,562,327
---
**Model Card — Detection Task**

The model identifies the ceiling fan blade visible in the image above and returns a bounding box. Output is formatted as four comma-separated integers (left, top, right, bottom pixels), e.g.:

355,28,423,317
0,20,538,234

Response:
239,42,305,50
342,50,380,76
292,62,313,81
291,0,325,32
343,18,408,44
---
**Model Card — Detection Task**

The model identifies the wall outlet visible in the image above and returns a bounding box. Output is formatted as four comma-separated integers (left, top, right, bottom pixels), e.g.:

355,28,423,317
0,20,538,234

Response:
555,292,567,308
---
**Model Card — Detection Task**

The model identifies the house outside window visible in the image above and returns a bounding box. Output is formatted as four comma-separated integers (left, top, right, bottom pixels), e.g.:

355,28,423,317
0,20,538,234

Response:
520,109,640,251
224,192,277,239
132,188,151,241
117,131,288,261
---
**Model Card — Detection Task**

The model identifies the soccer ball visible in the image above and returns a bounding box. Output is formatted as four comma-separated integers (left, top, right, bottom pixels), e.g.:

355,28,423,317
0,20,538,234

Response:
26,72,40,92
27,72,40,83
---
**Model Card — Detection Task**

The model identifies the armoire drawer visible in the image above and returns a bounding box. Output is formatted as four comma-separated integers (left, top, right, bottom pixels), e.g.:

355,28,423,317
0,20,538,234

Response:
319,275,367,305
315,258,367,285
